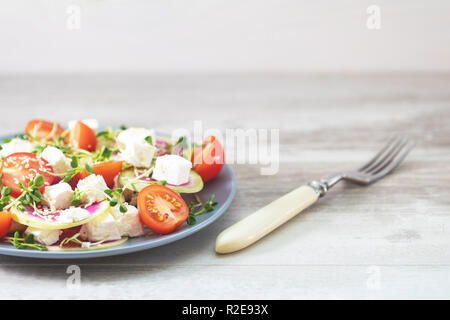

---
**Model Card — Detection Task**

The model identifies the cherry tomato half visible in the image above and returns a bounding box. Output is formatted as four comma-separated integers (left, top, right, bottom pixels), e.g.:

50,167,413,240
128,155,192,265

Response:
0,212,12,239
137,185,188,234
70,121,97,152
0,152,54,198
78,161,123,188
192,135,224,183
25,119,65,141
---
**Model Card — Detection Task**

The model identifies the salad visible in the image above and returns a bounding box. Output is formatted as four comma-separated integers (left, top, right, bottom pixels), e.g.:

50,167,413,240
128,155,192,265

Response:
0,119,225,251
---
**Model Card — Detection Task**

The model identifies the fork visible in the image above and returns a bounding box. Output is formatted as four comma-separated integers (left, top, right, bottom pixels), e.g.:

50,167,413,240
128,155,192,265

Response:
215,137,415,254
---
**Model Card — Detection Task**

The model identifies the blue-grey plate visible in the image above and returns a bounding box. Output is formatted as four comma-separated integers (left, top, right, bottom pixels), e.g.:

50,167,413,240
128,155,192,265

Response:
0,133,236,259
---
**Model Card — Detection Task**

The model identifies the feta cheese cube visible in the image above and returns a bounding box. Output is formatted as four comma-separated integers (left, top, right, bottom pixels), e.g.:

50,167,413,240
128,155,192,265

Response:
0,138,32,158
117,128,155,147
24,227,62,246
152,155,192,185
80,214,122,242
68,119,99,132
117,128,156,168
43,182,74,210
58,207,91,224
41,146,71,174
77,174,108,205
110,204,145,237
119,143,155,168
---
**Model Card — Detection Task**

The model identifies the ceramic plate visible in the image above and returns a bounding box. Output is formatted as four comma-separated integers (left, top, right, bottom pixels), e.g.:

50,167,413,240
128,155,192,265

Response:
0,133,236,259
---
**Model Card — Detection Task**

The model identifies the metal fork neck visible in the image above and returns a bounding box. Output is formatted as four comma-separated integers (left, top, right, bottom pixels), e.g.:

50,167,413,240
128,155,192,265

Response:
308,174,343,198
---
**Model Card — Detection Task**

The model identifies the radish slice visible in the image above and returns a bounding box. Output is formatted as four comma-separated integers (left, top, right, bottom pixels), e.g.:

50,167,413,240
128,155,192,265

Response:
10,201,110,230
119,169,203,194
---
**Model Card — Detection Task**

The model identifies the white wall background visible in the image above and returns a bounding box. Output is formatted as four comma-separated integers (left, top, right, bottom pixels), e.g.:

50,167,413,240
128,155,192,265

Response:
0,0,449,73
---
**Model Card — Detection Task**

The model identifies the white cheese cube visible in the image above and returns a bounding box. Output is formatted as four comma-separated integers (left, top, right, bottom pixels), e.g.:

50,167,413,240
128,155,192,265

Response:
43,182,74,210
152,155,192,185
41,146,71,174
118,143,156,168
110,204,145,237
68,119,99,132
24,227,62,246
117,128,156,168
77,174,108,205
0,138,32,158
57,207,91,224
80,214,122,242
117,128,155,147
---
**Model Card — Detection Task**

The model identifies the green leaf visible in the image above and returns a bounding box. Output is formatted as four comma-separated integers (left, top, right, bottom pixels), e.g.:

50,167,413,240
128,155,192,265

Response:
71,156,79,168
29,192,41,203
119,204,127,213
13,231,20,247
23,194,32,205
1,186,11,197
100,147,113,160
34,175,45,187
33,188,42,199
85,164,95,174
31,145,46,155
187,215,196,225
24,233,35,244
175,136,185,145
145,136,153,146
96,131,108,138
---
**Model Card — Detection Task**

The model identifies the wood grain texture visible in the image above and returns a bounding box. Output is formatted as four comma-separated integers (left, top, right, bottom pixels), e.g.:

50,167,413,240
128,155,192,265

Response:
0,74,448,299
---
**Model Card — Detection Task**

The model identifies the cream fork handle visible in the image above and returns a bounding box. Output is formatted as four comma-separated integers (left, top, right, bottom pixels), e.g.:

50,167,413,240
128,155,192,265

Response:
215,185,319,254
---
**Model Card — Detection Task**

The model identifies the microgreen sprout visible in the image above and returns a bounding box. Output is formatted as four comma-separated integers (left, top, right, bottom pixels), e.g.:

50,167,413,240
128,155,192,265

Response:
7,174,45,211
170,136,193,160
85,164,95,174
145,136,153,146
71,188,82,207
15,134,30,140
92,146,113,162
61,159,95,183
3,232,48,251
96,128,115,141
60,233,83,247
0,176,12,211
187,194,218,225
97,127,124,145
104,188,127,213
31,144,46,154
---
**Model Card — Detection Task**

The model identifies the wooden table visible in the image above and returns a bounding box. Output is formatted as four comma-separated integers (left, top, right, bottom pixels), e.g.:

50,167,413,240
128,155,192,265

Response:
0,74,448,299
